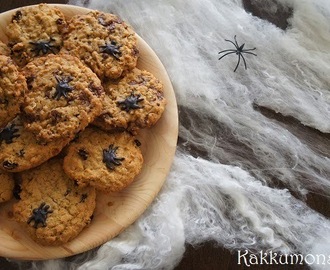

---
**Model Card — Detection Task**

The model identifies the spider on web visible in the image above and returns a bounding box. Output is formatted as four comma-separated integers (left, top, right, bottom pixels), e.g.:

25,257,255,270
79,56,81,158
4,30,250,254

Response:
218,35,257,72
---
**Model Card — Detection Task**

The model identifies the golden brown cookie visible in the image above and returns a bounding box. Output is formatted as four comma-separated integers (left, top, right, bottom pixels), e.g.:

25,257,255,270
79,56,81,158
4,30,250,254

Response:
12,158,96,246
0,171,14,203
0,55,26,128
6,4,67,67
22,53,104,143
63,127,143,192
0,40,10,56
62,10,139,80
0,116,71,172
93,68,166,134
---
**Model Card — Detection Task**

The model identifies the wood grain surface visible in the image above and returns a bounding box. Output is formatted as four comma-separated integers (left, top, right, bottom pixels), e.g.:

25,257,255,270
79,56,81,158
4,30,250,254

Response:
0,1,329,269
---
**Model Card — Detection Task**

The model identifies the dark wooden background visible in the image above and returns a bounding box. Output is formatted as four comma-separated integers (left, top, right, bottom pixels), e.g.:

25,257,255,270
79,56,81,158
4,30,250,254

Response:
0,1,328,269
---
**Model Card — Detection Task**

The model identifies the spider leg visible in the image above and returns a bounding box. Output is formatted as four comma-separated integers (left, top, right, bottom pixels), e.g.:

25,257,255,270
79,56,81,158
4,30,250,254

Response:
241,54,247,70
234,35,240,48
242,51,257,56
234,54,241,72
48,47,57,54
218,49,236,54
242,47,256,52
224,39,238,49
218,51,236,61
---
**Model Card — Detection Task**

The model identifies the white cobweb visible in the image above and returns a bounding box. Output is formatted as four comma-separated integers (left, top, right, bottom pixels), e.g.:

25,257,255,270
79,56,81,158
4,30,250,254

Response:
11,0,330,269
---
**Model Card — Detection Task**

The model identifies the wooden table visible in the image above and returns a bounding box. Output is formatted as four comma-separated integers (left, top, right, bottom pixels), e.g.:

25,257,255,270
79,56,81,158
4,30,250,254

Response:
0,1,328,269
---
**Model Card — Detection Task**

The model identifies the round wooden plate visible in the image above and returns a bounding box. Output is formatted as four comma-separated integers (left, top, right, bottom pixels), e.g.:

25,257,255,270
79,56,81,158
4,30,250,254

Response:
0,4,178,260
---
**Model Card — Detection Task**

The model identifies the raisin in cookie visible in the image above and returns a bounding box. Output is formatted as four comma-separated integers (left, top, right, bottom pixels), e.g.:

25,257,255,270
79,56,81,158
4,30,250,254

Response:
0,55,26,128
22,53,104,142
62,10,138,80
0,116,71,172
63,127,143,192
93,68,166,134
0,171,14,203
6,4,67,67
12,158,96,246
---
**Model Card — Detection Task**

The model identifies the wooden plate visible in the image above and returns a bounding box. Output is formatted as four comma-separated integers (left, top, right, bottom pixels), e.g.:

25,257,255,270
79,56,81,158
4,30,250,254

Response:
0,4,178,260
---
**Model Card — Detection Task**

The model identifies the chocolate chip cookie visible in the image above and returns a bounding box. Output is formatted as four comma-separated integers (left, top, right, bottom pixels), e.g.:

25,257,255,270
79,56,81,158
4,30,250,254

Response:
0,171,14,203
0,116,71,172
0,55,27,128
12,158,96,245
63,127,143,192
93,68,166,134
62,10,139,80
22,53,104,142
6,4,67,67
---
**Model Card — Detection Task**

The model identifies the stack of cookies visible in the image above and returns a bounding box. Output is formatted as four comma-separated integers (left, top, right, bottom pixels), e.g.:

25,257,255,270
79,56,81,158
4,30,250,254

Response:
0,4,166,245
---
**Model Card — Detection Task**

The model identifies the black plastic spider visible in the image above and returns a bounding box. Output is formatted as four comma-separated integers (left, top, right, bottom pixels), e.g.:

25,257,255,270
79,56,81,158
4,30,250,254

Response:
117,92,144,112
30,37,59,56
102,144,125,170
0,123,20,144
53,75,73,100
99,41,121,60
27,202,53,228
218,35,257,72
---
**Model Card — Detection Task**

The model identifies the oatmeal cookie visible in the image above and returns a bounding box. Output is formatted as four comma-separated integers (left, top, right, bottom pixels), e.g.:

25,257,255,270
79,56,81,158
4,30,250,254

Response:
62,10,139,80
0,171,14,203
22,53,104,142
63,127,143,192
6,4,67,67
12,158,96,245
0,116,71,172
93,68,166,134
0,40,10,56
0,55,26,128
